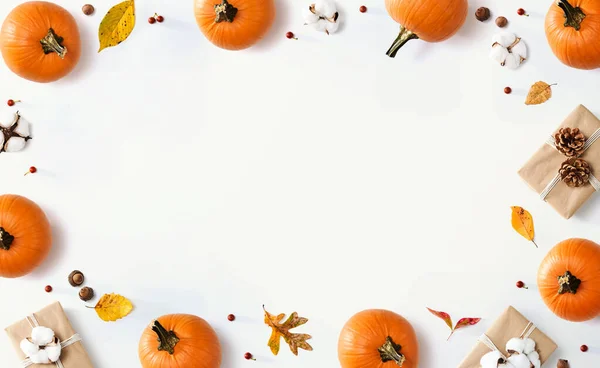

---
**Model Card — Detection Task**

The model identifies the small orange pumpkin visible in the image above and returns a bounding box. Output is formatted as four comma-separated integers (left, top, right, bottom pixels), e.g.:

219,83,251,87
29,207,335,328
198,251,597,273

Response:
0,194,52,278
385,0,467,57
538,238,600,322
139,314,222,368
546,0,600,70
338,309,419,368
194,0,275,50
0,1,81,83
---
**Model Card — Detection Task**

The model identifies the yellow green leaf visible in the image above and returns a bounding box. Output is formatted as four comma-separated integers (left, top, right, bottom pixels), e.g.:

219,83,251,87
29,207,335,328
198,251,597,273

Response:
263,305,312,356
94,293,133,321
525,81,555,106
511,206,537,248
98,0,136,52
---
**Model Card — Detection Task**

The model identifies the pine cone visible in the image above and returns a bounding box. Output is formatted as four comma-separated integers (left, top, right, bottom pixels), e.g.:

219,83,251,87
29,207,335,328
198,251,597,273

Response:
554,127,585,157
559,158,591,188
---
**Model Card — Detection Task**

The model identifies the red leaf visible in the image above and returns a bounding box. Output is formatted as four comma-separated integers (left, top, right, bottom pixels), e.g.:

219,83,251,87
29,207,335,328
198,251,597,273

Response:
427,307,453,330
454,317,481,330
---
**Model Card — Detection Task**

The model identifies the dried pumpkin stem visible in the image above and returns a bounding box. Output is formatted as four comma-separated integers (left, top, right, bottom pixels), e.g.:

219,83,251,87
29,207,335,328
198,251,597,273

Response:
386,26,419,58
40,28,67,59
152,320,180,355
214,0,238,23
557,0,586,31
378,336,406,366
0,227,14,250
558,271,581,294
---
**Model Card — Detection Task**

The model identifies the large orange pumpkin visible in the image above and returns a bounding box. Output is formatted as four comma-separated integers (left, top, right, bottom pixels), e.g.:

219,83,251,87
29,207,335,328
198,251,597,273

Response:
0,1,81,83
139,314,221,368
538,238,600,322
546,0,600,70
0,194,52,278
194,0,275,50
385,0,467,57
338,309,419,368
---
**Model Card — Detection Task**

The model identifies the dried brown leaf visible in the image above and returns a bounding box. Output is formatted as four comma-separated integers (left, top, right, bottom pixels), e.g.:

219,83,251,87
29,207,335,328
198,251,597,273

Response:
525,81,555,105
263,305,312,356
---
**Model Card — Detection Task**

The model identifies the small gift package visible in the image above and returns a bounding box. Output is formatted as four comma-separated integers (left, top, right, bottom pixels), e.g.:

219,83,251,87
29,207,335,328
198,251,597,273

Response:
519,104,600,219
5,302,94,368
458,306,557,368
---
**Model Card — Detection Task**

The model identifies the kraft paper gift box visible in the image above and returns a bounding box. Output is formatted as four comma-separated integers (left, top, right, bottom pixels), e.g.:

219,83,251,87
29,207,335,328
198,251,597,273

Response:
519,104,600,219
5,301,94,368
458,306,557,368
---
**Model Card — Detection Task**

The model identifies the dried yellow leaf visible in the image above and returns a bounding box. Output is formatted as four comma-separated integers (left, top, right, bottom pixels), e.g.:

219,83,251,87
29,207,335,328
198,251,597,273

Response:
263,306,312,356
525,81,555,105
98,0,136,52
94,293,133,321
511,206,537,248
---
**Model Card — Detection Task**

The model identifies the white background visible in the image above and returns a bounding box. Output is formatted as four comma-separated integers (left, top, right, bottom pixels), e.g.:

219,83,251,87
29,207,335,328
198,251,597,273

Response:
1,0,599,367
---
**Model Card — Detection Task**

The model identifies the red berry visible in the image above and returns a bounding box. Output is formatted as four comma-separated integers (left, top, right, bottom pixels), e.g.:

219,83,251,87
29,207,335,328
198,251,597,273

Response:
517,8,527,16
359,5,367,13
7,99,15,107
227,314,235,321
24,166,37,176
504,87,512,94
581,344,589,352
148,17,156,24
286,31,294,39
516,280,528,289
45,285,52,293
244,352,255,360
156,15,164,23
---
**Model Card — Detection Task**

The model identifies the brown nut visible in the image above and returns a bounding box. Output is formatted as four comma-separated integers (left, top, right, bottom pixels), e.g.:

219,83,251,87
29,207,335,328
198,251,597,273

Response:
82,4,95,15
79,287,94,301
496,16,508,28
68,270,84,286
557,360,570,368
475,7,490,22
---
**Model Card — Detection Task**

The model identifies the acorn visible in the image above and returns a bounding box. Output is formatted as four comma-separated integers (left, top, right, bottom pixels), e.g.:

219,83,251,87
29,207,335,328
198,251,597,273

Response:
557,360,570,368
68,270,84,286
79,287,94,301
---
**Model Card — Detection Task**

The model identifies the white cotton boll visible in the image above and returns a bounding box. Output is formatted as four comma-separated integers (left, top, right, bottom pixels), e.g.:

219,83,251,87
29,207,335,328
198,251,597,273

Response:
46,344,62,362
480,350,503,367
504,53,521,69
31,326,55,346
13,117,30,137
500,363,516,368
522,338,536,354
492,32,516,47
510,41,527,60
20,339,39,357
506,338,525,354
325,20,339,34
302,5,319,24
507,354,531,368
312,19,328,32
490,46,508,65
314,0,336,17
0,110,14,128
5,136,26,152
30,350,50,364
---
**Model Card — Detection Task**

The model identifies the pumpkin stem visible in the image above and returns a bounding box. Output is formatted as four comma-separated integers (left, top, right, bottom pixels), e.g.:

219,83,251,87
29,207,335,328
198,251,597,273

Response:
378,336,406,366
557,0,586,31
386,26,419,58
214,0,238,23
40,28,68,59
0,227,14,250
558,271,581,294
151,320,180,355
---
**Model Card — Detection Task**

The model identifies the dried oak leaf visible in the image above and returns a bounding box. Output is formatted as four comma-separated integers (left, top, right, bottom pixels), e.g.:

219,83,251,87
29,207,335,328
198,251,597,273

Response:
511,206,537,248
98,0,136,52
93,293,133,321
263,305,312,356
525,81,555,105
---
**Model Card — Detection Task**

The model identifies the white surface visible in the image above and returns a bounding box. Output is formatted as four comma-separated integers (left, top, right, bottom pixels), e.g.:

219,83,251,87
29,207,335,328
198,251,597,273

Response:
0,0,599,367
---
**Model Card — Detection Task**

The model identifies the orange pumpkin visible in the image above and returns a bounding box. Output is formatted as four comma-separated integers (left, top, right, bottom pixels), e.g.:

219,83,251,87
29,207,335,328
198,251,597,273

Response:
338,309,419,368
538,238,600,322
385,0,467,57
194,0,275,50
546,0,600,70
139,314,222,368
0,194,52,278
0,1,81,83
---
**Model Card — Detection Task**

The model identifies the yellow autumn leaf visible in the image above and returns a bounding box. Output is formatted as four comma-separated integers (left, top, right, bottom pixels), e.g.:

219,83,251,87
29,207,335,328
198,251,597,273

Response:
98,0,135,52
511,206,537,248
525,81,555,106
94,293,133,321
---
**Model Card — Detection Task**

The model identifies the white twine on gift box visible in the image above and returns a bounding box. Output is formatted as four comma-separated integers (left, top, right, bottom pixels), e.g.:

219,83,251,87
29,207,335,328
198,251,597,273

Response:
478,322,536,361
539,128,600,200
21,314,82,368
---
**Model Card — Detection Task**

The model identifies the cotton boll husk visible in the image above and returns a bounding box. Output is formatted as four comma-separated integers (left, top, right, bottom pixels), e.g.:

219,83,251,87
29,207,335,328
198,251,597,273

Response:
31,326,55,345
511,41,527,60
314,0,337,17
13,117,30,137
0,134,4,148
20,338,39,357
326,20,339,34
490,46,509,65
46,343,61,362
493,32,517,47
506,338,525,354
30,350,50,364
507,354,531,368
302,6,319,24
504,53,521,69
522,338,536,354
5,136,26,152
480,350,504,367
